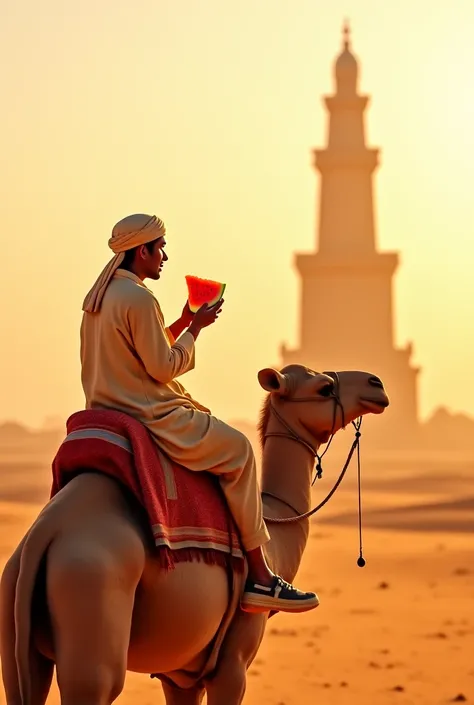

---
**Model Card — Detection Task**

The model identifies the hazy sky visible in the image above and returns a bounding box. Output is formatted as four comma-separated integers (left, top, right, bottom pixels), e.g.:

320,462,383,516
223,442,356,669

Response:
1,0,473,428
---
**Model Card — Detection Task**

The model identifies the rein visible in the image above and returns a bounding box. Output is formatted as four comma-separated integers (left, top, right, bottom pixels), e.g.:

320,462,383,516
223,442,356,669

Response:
261,372,366,567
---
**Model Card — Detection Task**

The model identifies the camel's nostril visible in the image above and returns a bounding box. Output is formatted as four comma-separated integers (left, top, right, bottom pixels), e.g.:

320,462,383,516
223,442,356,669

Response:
368,376,384,389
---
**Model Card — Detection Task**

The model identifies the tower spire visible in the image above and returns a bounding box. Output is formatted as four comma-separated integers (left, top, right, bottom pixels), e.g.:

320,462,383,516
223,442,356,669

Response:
342,18,351,50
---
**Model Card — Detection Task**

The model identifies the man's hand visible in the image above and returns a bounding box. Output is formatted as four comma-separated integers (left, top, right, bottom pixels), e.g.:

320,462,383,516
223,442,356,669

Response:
180,301,195,327
167,302,195,341
188,299,224,340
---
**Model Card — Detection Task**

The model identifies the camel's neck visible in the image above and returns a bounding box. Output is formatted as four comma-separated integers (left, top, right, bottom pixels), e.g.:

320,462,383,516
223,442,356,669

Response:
260,435,318,583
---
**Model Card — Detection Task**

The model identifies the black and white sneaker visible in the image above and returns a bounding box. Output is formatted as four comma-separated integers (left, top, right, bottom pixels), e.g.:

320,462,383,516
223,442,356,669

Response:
241,575,320,614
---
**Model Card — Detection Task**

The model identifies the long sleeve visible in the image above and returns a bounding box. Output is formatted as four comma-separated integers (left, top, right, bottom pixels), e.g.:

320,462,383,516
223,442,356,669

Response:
165,327,176,345
128,288,195,384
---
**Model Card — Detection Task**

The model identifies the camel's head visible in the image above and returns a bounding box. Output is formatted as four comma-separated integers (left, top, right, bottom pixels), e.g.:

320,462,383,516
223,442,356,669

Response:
258,364,389,446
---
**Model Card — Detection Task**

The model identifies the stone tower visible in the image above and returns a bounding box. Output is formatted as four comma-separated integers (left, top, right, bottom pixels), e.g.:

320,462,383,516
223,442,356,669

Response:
280,23,420,446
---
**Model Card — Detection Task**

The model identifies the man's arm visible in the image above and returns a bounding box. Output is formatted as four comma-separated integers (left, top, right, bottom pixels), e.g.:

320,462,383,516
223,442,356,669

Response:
128,290,196,384
167,317,187,341
167,302,194,341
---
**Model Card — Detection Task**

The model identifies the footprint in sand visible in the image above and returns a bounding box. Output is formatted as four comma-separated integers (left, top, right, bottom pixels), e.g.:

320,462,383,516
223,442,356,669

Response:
350,608,377,615
453,567,470,576
426,631,448,639
269,628,298,637
310,531,331,539
311,625,330,637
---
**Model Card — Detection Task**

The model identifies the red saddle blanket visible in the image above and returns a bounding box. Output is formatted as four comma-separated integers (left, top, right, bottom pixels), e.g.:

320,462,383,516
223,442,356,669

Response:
51,409,244,572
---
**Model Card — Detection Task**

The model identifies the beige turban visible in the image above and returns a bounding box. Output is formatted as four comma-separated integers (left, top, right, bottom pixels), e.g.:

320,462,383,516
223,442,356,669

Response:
82,213,166,313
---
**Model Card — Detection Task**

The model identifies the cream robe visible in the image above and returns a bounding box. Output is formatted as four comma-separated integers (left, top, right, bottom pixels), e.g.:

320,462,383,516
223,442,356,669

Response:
80,269,269,551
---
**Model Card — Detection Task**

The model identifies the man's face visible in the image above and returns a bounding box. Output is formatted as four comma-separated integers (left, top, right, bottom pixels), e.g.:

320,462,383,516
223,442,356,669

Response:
141,237,168,280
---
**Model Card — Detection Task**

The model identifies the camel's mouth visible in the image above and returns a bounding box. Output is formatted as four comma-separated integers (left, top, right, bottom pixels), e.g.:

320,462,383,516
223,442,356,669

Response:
359,397,389,414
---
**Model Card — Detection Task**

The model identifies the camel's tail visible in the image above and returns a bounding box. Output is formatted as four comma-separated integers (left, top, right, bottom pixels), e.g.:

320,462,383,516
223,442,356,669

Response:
14,510,57,705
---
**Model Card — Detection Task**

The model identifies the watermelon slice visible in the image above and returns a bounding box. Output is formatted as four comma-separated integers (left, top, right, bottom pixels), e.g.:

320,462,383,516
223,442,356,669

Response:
185,275,226,313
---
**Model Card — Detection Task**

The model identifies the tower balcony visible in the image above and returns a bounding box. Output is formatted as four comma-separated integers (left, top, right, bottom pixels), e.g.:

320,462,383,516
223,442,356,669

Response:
323,95,370,112
314,148,379,173
294,250,399,278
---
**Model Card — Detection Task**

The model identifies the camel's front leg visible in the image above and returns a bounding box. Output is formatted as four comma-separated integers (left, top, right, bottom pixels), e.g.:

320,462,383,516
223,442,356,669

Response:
205,610,267,705
161,680,205,705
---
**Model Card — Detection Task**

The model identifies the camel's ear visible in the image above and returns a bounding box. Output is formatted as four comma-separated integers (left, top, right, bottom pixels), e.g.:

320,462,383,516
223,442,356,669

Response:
258,368,289,395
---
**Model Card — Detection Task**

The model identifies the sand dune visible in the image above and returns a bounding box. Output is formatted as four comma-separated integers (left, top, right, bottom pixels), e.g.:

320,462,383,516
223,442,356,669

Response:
0,461,52,505
321,496,474,533
343,472,474,494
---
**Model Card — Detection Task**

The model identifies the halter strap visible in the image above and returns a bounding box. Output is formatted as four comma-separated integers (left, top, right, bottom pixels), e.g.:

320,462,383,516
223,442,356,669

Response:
260,371,366,566
263,371,344,484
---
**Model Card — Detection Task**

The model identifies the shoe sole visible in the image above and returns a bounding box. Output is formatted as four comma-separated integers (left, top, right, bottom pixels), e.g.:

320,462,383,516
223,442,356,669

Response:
240,594,320,614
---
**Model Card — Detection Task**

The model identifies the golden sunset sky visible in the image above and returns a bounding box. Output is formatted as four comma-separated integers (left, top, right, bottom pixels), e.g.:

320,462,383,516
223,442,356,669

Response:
0,0,472,428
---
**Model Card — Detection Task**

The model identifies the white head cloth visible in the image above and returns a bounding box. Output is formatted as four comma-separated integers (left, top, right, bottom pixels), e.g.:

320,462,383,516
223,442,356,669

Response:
82,214,166,313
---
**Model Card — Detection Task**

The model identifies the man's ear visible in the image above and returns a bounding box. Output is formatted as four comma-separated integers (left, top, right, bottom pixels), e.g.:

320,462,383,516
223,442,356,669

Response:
138,244,148,260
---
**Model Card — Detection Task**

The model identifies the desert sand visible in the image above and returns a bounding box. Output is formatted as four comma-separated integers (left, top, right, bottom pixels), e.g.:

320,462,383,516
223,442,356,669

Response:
0,444,473,705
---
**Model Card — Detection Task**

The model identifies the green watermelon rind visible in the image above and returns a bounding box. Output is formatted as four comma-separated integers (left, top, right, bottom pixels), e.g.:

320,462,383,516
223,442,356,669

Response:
186,276,226,313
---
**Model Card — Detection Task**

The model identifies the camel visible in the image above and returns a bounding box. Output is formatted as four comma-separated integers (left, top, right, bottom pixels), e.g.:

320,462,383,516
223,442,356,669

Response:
0,364,389,705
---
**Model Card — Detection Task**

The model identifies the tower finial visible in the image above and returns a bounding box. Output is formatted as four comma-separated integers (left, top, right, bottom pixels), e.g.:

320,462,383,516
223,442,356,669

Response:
342,18,351,50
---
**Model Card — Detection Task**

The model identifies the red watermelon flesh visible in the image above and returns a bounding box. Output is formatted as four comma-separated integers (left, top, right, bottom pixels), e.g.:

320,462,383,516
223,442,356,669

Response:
185,275,226,313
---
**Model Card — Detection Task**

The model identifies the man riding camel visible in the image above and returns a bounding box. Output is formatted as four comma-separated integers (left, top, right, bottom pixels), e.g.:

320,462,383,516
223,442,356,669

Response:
80,212,319,614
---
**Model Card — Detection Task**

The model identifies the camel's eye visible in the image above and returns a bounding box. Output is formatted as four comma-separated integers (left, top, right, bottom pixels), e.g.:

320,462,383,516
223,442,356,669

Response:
319,383,334,398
